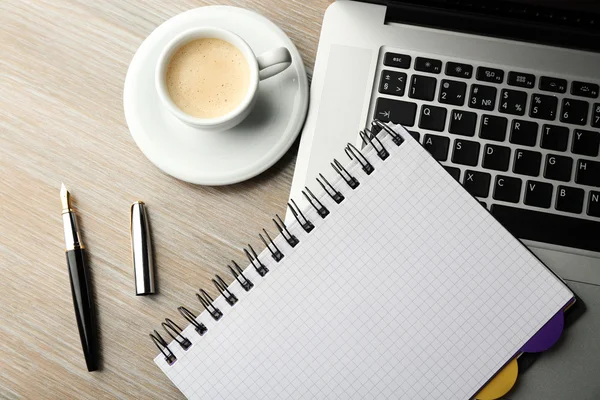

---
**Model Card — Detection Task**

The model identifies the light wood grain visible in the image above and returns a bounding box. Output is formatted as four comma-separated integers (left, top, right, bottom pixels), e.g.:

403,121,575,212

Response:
0,0,331,398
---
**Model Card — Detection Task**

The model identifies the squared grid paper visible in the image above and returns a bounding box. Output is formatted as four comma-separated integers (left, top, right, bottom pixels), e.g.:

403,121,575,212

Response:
155,125,573,400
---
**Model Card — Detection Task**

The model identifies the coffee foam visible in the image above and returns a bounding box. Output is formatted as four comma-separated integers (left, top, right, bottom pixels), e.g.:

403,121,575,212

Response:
166,38,250,119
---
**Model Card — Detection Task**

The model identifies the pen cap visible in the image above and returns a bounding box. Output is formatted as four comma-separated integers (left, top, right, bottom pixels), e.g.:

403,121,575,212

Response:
130,201,156,295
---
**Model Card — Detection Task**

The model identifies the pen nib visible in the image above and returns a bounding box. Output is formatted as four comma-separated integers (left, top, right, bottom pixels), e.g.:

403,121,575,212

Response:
60,183,72,212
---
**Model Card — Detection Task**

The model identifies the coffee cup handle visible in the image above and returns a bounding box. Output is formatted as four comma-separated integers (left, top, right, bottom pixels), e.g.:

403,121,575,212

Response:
256,47,292,80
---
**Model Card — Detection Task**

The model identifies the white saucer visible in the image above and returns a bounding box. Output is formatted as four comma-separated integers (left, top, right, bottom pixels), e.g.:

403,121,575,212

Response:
123,6,309,185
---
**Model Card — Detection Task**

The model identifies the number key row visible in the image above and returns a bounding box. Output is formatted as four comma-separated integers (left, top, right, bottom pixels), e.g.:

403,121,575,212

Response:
379,70,407,96
379,70,600,128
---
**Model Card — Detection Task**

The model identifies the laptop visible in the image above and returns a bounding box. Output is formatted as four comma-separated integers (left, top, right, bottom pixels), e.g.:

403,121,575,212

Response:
289,0,600,398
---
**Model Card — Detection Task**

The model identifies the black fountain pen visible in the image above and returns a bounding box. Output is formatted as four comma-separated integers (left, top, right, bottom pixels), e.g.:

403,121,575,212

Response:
60,183,99,372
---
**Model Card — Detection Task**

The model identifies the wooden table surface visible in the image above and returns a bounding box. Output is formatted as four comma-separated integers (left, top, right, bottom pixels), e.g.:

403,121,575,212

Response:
0,1,331,398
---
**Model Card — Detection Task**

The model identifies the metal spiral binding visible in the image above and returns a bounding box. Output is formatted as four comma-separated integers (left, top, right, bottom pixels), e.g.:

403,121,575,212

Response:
259,229,284,261
302,186,330,218
360,129,389,160
288,198,315,232
244,244,269,276
345,142,374,174
162,318,192,350
178,306,208,335
151,120,402,366
273,214,299,247
228,260,254,291
373,120,404,146
197,289,223,320
150,330,177,365
332,159,360,189
213,275,238,306
316,173,345,204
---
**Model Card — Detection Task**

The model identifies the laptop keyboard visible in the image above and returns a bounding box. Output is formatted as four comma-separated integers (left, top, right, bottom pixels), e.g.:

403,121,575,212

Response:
371,50,600,253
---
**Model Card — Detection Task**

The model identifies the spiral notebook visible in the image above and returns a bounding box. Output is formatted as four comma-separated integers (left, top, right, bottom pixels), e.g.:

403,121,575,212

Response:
152,123,574,400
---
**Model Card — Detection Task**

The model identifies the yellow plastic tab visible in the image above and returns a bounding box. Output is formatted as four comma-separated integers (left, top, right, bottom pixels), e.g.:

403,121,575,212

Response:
475,358,519,400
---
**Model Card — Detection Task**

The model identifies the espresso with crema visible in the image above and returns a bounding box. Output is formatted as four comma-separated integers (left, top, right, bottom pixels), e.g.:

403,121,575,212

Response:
166,38,250,119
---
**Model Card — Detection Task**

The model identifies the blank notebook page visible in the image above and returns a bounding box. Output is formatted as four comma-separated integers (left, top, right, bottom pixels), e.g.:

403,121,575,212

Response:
156,124,573,400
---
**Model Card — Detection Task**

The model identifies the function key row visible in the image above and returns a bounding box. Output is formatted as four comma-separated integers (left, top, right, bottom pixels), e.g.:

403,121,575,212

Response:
534,79,600,99
572,81,599,98
476,67,504,84
415,57,442,74
507,72,535,89
382,52,598,97
383,52,411,69
446,62,473,79
539,76,567,93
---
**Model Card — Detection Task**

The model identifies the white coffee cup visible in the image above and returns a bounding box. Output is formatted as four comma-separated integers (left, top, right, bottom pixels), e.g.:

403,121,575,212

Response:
156,27,292,131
